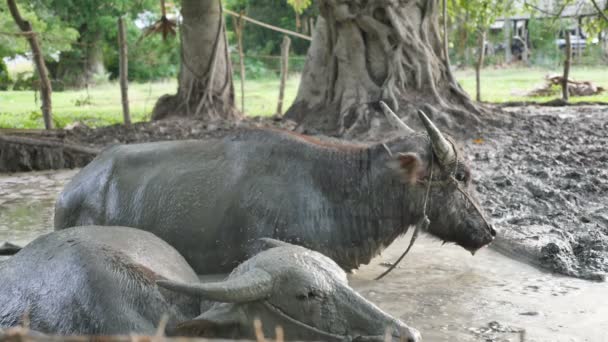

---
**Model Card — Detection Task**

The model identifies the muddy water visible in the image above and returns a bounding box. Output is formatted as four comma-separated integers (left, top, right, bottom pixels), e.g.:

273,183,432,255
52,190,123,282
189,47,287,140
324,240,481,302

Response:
1,170,606,342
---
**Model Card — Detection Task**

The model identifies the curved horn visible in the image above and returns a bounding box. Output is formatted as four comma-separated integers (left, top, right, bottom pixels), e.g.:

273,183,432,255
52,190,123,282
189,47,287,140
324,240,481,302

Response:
417,109,456,166
379,101,415,134
157,268,273,303
258,238,293,249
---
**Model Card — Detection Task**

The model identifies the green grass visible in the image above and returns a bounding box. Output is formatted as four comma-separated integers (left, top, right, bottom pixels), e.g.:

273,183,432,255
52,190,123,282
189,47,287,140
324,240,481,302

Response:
0,66,606,129
0,76,300,129
0,81,174,129
453,66,608,103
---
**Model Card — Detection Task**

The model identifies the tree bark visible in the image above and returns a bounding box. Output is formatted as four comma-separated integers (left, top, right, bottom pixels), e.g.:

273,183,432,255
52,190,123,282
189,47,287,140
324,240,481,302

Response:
7,0,53,129
118,16,131,125
152,0,239,121
475,30,486,102
562,33,571,101
285,0,482,137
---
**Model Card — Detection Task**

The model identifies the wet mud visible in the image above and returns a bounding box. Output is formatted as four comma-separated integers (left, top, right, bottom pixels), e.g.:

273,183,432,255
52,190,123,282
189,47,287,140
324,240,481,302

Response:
468,105,608,281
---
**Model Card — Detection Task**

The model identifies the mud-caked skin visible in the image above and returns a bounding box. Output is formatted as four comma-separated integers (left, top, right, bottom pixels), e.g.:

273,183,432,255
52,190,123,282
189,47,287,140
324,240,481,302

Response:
158,238,421,342
0,226,200,335
55,125,495,273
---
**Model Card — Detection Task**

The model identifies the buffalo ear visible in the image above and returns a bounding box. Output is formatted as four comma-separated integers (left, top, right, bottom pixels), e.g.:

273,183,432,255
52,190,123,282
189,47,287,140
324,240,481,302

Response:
388,152,422,185
174,303,242,338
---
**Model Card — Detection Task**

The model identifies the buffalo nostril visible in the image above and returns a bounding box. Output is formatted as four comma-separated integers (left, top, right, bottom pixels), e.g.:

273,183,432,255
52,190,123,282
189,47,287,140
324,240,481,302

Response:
489,225,497,237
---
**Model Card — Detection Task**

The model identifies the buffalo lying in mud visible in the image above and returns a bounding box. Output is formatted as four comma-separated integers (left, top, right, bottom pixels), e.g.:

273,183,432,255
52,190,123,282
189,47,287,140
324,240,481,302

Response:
0,226,420,341
55,108,495,274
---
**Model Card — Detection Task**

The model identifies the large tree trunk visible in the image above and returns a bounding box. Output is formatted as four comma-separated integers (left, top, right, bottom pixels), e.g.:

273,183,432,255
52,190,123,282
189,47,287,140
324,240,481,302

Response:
285,0,481,137
54,30,106,88
152,0,239,121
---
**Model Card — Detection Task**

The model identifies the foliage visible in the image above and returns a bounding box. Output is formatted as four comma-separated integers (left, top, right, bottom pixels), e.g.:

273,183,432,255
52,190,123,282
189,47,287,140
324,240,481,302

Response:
225,0,317,55
11,71,37,90
527,17,562,68
0,59,11,90
24,0,159,86
104,16,180,82
241,57,276,79
286,0,311,14
447,0,512,66
0,1,78,59
459,0,509,34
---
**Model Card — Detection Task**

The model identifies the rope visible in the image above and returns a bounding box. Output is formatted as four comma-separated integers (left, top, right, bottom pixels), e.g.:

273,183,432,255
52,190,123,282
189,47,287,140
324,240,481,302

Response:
224,9,312,41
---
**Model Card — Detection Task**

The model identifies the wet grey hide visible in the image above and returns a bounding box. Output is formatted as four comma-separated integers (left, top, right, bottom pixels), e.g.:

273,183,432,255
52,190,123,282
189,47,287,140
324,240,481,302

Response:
158,238,421,342
55,115,494,274
0,226,200,335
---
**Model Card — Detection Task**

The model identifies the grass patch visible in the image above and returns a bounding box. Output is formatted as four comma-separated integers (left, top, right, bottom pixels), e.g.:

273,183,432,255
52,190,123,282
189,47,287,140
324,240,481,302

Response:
0,76,301,129
0,66,606,129
453,66,608,103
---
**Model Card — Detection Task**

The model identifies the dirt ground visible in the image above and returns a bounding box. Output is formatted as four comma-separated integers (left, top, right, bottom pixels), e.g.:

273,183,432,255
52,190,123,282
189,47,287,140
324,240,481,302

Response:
468,105,608,281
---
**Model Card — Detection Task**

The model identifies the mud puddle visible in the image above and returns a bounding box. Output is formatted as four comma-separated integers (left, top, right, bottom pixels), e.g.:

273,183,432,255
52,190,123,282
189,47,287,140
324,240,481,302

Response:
355,233,607,341
0,169,78,246
1,169,606,341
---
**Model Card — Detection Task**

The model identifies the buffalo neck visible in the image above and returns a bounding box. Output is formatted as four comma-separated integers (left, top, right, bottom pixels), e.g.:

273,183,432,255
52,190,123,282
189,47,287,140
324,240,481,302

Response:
291,140,424,270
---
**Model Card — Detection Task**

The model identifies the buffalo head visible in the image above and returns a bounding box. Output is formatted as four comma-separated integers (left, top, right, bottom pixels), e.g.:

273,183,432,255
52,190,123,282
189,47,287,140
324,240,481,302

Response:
381,103,496,254
158,239,421,341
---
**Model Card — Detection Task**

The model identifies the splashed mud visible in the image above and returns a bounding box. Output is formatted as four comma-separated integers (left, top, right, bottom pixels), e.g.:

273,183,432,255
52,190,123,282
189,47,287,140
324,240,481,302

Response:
468,105,608,280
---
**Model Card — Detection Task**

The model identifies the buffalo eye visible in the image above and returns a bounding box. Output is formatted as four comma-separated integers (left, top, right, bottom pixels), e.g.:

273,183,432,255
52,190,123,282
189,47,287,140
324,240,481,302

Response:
455,170,467,182
296,290,320,301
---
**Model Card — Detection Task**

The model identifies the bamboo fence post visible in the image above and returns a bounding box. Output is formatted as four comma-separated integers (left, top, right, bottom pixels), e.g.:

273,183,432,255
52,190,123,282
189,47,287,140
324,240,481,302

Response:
118,16,131,125
233,13,246,113
276,35,290,115
475,30,486,102
562,33,571,102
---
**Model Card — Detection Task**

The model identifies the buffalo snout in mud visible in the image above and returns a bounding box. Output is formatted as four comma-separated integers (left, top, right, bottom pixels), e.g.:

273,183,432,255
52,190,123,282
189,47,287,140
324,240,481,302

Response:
158,238,422,342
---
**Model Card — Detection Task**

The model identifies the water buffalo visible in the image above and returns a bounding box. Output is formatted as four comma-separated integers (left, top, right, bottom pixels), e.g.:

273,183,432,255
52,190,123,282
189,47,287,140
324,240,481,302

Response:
0,226,420,341
0,226,199,335
55,109,495,274
160,238,421,341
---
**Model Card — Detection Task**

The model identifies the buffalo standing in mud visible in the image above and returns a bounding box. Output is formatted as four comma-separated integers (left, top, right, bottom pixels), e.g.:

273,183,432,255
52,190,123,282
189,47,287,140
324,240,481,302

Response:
55,109,495,273
0,226,420,341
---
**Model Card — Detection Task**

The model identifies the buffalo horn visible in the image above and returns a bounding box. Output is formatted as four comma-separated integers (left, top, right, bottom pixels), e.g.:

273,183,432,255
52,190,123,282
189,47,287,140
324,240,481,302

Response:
379,101,415,134
417,109,456,166
157,268,273,303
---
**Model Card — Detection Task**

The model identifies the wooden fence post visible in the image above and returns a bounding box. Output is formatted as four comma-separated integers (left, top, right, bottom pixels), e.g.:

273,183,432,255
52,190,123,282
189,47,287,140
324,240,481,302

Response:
475,30,486,102
118,16,131,125
562,33,571,102
233,13,246,113
276,35,290,115
7,0,53,129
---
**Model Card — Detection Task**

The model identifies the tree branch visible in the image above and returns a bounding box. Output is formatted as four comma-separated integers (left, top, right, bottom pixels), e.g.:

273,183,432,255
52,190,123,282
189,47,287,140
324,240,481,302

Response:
590,0,608,22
